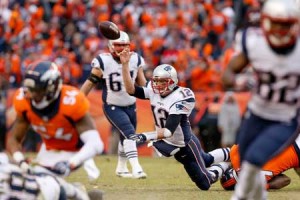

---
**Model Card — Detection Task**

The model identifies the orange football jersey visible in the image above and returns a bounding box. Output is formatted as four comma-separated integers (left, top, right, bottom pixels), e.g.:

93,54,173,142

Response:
230,144,300,181
13,85,90,151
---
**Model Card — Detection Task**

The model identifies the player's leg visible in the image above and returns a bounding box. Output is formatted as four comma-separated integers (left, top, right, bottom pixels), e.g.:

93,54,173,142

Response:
103,104,146,178
267,174,291,189
123,105,147,178
123,139,147,178
250,171,267,200
208,147,231,163
103,105,132,177
115,139,132,177
174,134,219,190
232,161,263,200
152,140,180,157
233,114,298,200
231,112,268,200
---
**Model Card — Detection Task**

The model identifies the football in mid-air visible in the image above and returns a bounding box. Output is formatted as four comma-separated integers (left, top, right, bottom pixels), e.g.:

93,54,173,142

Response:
98,21,120,40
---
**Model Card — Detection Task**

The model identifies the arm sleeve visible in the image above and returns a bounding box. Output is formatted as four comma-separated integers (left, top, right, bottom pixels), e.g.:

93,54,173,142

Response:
165,114,183,134
132,85,147,99
69,130,104,167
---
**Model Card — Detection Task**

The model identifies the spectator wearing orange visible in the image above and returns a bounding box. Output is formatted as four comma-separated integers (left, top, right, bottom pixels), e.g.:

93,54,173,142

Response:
9,45,22,87
8,3,24,38
189,58,222,92
84,27,102,53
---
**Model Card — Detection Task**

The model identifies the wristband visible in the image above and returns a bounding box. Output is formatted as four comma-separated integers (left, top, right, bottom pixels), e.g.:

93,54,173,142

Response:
143,131,158,141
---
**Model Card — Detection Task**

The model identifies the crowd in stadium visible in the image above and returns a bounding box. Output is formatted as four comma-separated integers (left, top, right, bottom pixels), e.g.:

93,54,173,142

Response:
0,0,259,90
2,0,300,199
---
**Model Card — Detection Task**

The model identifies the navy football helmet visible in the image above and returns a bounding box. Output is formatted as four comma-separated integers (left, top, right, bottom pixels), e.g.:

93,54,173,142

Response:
23,61,62,109
220,167,239,191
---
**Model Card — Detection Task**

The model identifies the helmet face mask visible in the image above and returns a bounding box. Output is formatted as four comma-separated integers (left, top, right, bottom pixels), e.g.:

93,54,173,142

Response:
151,77,174,95
261,0,300,49
151,64,178,96
24,61,62,109
108,31,130,57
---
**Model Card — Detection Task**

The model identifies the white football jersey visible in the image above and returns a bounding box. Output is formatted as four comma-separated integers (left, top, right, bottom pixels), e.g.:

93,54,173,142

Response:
91,52,145,106
241,28,300,122
143,83,195,147
0,164,38,200
0,163,62,200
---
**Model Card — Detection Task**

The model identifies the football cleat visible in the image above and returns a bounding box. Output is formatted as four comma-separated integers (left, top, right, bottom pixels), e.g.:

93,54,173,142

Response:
115,171,133,178
132,171,147,179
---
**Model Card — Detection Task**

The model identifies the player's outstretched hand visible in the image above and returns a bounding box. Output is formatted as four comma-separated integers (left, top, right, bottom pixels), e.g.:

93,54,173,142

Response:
52,161,71,177
129,134,147,143
119,47,132,65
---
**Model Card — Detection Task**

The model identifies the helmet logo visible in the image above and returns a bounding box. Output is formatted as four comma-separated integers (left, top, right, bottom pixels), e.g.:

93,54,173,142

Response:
164,65,172,72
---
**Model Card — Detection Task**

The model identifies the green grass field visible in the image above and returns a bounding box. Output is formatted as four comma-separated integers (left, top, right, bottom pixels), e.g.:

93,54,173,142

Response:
65,155,300,200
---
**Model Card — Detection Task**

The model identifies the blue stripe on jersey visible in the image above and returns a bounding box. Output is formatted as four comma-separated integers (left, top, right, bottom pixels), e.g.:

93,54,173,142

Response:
241,28,248,57
137,54,141,66
102,81,108,104
96,55,104,70
185,97,195,102
169,97,195,110
145,80,151,87
180,115,193,144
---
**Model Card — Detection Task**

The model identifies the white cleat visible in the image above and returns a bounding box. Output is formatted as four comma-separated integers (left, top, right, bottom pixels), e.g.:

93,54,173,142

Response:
132,171,147,179
116,171,133,178
72,182,90,200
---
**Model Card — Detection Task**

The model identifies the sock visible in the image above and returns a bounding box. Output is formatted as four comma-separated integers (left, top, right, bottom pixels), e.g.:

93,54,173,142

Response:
208,147,231,163
232,161,260,199
123,139,143,173
116,141,129,171
250,171,267,200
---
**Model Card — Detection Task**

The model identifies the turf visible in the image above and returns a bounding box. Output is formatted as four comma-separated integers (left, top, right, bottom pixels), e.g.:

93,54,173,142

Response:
66,155,300,200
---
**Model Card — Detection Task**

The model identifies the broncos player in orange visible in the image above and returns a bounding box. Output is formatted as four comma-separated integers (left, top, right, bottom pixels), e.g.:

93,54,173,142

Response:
6,61,104,184
209,135,300,190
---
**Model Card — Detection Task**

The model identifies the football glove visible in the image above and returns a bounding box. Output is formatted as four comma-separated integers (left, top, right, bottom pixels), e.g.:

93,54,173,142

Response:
12,151,30,173
129,134,147,143
52,161,71,177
